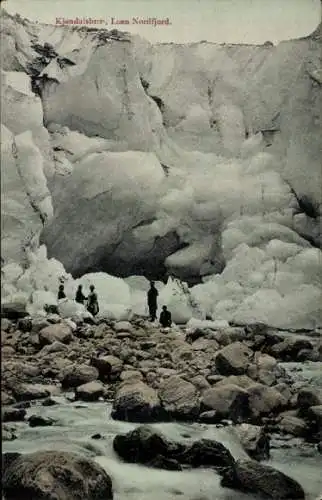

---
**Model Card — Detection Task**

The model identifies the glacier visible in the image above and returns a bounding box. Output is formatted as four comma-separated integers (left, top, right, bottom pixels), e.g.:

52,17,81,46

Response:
1,8,321,328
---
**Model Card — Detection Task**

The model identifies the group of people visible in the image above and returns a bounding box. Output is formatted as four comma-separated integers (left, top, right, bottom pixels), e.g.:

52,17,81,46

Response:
57,284,99,316
57,280,172,327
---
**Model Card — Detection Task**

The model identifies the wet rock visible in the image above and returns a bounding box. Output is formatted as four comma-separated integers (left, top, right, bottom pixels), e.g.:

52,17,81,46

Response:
180,439,235,471
221,459,305,499
75,381,105,401
269,338,313,361
158,375,200,420
201,384,250,423
12,383,50,402
2,407,26,422
215,342,253,376
28,415,55,427
91,355,123,381
112,381,162,422
2,450,113,499
113,425,184,470
113,425,235,472
247,383,288,419
91,433,103,439
296,348,319,362
297,387,322,413
1,302,28,320
306,405,322,439
235,423,270,460
42,397,58,406
61,364,99,389
39,323,74,346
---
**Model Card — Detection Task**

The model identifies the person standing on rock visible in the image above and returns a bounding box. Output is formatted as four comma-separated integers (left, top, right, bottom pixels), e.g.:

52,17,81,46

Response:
75,285,87,305
57,284,66,300
147,281,158,321
87,285,99,316
159,305,172,328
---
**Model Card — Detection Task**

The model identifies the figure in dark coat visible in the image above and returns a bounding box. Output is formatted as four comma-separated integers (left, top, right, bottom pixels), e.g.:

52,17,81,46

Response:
147,281,158,321
87,285,99,316
159,305,172,327
75,285,87,305
57,284,66,300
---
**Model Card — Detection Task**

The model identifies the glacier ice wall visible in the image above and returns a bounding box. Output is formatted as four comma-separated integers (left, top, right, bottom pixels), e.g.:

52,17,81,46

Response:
1,9,321,328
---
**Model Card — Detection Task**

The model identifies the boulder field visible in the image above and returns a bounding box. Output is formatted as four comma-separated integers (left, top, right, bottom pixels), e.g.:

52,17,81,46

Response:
1,309,321,499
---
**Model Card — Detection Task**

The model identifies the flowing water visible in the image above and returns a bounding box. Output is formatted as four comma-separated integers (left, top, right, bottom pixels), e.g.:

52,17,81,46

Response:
3,369,322,500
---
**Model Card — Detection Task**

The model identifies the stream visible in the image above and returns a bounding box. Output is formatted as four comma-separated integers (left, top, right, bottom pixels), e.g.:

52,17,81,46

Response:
3,361,322,500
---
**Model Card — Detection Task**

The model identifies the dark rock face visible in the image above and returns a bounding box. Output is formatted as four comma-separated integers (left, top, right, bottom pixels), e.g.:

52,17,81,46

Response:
113,425,235,472
2,450,114,500
1,303,28,320
221,459,305,499
28,415,55,427
113,425,184,470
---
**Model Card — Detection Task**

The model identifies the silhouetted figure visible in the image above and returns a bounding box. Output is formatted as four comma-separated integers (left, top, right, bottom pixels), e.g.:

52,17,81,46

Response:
147,281,158,321
57,284,66,300
87,285,99,316
159,305,172,328
75,285,87,305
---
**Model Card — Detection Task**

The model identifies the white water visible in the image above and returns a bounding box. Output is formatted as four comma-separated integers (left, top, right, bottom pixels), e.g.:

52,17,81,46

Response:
3,396,322,500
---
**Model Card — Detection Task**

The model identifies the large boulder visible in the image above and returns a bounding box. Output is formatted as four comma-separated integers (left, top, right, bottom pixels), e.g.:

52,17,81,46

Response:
113,425,235,472
2,450,113,500
201,384,250,423
12,383,50,402
113,425,184,470
158,375,200,420
297,387,322,413
75,381,105,402
60,364,99,389
39,323,74,346
247,383,288,418
215,342,253,376
221,459,305,499
111,381,162,422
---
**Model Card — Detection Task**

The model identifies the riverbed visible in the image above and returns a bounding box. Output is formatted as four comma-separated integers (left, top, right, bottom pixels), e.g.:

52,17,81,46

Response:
3,391,322,500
